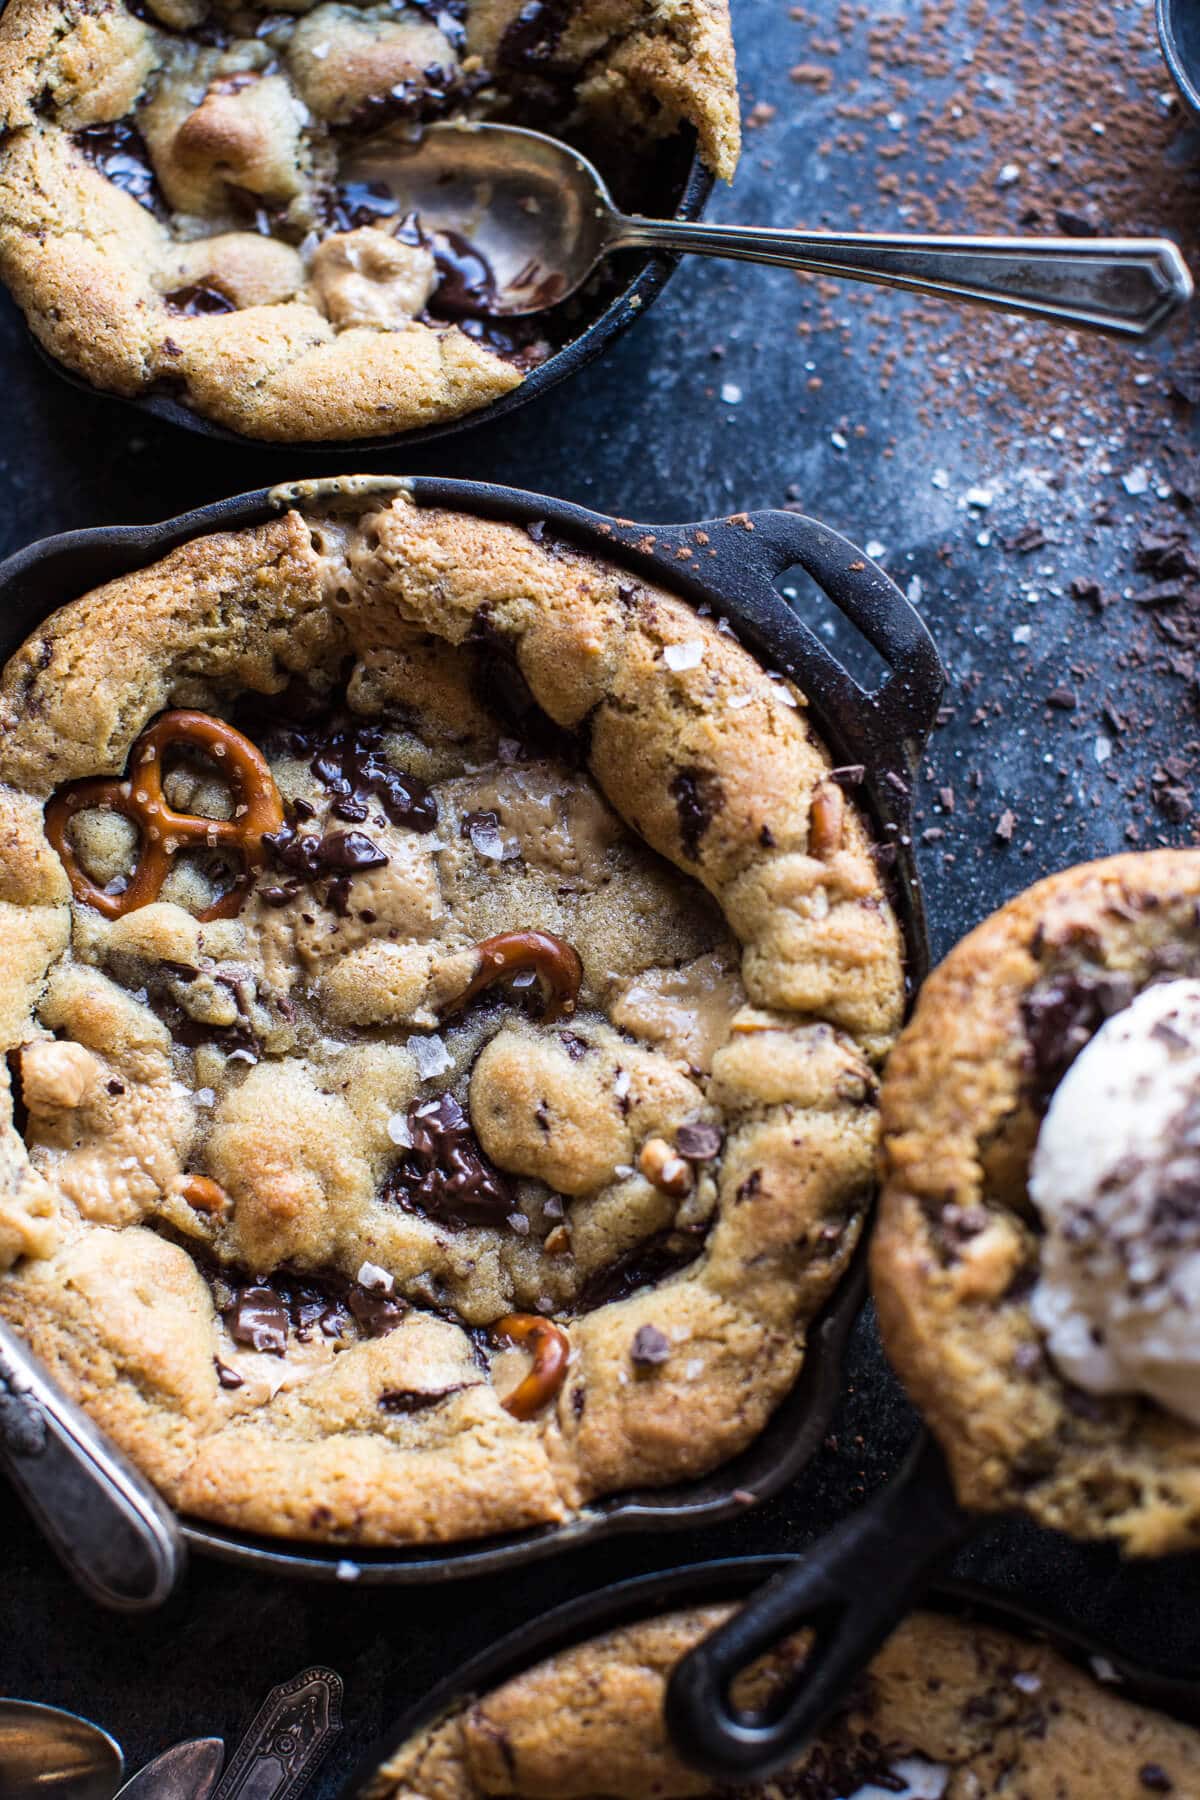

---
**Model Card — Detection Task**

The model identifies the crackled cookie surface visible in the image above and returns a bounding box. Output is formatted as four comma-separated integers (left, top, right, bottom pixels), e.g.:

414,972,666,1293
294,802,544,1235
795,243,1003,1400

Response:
873,850,1200,1556
0,490,901,1547
363,1604,1200,1798
0,0,738,441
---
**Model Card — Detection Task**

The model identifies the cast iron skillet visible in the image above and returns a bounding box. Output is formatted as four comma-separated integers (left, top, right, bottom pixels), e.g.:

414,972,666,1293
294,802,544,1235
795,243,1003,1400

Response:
1159,0,1200,117
0,474,944,1584
667,1433,981,1780
342,1553,1200,1797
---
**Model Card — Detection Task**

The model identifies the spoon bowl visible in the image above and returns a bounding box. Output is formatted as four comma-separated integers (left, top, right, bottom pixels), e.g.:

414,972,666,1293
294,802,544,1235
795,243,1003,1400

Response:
0,1699,123,1799
356,120,1193,338
340,121,610,317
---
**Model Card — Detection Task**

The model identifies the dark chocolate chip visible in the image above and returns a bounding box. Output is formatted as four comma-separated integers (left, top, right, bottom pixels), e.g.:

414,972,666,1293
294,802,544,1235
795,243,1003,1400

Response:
214,1358,244,1390
631,1324,671,1368
310,722,438,831
73,120,162,212
226,1286,289,1356
670,766,723,860
165,283,237,317
1139,1765,1174,1792
347,1285,406,1338
1022,966,1136,1110
676,1122,724,1162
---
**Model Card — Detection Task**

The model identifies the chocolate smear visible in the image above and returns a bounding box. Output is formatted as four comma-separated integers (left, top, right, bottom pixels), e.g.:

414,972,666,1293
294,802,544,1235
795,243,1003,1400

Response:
576,1226,707,1312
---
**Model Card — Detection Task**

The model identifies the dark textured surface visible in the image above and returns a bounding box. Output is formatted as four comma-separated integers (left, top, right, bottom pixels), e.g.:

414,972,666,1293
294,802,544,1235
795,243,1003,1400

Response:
0,0,1199,1788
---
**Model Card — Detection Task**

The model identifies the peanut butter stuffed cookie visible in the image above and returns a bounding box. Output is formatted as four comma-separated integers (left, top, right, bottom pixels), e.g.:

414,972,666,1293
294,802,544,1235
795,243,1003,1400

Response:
363,1603,1200,1798
873,850,1200,1556
0,489,903,1548
0,1,739,441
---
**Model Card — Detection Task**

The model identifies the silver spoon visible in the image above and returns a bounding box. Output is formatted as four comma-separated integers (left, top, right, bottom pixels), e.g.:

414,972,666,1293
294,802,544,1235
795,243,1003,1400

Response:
113,1737,224,1799
0,1699,123,1798
345,120,1193,340
0,1317,186,1611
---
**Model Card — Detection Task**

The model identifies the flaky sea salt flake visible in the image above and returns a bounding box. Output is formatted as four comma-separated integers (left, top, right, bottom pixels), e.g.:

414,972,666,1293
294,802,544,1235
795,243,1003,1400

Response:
664,640,704,672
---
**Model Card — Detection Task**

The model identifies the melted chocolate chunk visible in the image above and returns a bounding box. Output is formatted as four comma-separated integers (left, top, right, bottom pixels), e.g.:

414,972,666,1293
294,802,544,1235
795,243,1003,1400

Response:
310,722,438,831
378,1383,470,1414
328,179,403,232
266,819,389,915
226,1286,290,1356
214,1358,244,1390
73,120,162,212
575,1226,707,1312
165,283,237,317
676,1122,724,1162
1022,966,1137,1111
429,230,498,318
382,1092,514,1228
456,314,551,370
670,766,723,860
348,1286,407,1338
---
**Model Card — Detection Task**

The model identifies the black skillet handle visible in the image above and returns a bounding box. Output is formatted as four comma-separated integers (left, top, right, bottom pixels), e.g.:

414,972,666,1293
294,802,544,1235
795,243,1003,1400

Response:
607,509,946,801
664,1434,973,1785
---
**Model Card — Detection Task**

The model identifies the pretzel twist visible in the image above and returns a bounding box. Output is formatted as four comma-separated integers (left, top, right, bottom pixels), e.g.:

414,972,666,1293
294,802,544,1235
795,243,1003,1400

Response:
45,710,284,922
494,1314,571,1420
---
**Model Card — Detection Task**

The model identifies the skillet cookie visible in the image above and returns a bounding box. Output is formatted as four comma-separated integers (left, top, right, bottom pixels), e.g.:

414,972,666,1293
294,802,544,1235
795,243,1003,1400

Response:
0,0,739,441
874,850,1200,1556
362,1603,1200,1798
0,489,903,1547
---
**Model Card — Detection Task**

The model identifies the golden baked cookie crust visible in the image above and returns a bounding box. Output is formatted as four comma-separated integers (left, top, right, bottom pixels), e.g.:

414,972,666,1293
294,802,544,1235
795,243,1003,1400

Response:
363,1604,1200,1798
0,490,903,1548
0,1,739,442
873,850,1200,1555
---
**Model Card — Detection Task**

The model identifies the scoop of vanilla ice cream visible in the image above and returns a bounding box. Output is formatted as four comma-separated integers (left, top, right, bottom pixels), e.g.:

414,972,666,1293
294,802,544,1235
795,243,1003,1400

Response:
1030,977,1200,1424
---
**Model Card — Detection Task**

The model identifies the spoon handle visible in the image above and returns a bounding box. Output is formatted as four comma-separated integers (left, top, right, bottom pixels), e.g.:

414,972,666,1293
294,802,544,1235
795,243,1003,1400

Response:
0,1317,185,1610
610,216,1192,339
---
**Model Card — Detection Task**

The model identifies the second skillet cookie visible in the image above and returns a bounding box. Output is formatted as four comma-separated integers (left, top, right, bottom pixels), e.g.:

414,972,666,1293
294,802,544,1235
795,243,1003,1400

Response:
873,848,1200,1556
0,489,904,1549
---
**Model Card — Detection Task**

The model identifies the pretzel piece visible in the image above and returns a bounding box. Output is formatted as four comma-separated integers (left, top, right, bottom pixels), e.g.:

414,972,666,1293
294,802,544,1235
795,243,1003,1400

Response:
45,710,284,922
494,1314,570,1420
444,931,583,1025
